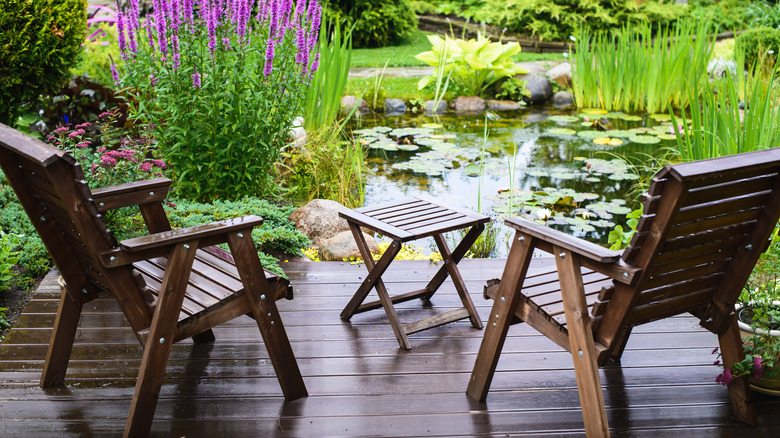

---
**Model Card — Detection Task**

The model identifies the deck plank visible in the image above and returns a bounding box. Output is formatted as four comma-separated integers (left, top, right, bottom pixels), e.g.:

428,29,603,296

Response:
0,259,778,437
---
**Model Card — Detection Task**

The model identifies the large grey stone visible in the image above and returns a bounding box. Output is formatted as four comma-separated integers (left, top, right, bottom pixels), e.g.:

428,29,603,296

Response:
288,199,351,246
517,62,548,75
340,95,370,115
552,91,574,108
517,73,553,105
317,231,380,261
546,62,572,88
451,96,486,113
486,100,524,111
423,99,448,114
385,98,406,114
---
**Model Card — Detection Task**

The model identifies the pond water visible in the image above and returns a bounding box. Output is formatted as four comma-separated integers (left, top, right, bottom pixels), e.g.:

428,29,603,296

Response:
351,106,678,256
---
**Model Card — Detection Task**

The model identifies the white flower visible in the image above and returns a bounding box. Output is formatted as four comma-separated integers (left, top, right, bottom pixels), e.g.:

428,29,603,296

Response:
563,52,568,58
569,35,576,42
769,50,776,55
536,208,552,220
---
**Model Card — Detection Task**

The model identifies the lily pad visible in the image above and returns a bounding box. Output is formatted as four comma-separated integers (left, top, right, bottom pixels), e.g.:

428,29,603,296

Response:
527,169,549,177
416,137,446,147
546,127,577,135
649,113,672,121
581,108,608,115
577,130,606,139
618,114,642,121
593,137,623,146
389,127,434,138
628,134,661,144
396,144,420,151
550,171,578,180
548,115,579,123
603,129,633,138
657,133,677,141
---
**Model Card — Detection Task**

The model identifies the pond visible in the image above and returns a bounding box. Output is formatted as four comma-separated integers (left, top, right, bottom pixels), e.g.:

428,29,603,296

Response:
352,106,679,256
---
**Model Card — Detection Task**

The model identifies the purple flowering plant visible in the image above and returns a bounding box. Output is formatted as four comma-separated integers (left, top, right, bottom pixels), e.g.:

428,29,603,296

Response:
112,0,322,201
46,111,167,189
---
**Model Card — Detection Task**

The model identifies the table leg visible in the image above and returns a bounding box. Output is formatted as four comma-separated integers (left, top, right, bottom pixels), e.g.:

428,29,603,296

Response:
433,233,483,329
424,224,484,299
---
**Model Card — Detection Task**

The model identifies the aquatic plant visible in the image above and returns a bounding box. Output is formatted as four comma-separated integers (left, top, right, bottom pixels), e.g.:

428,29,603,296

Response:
304,18,353,131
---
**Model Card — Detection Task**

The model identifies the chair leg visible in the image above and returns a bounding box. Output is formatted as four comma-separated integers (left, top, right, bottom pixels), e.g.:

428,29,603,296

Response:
227,232,308,400
467,231,535,401
124,242,197,438
555,247,610,438
718,316,757,426
192,329,216,344
41,288,83,387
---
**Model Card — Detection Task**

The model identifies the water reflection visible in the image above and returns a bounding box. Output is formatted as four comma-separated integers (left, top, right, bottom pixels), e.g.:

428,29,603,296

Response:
353,107,671,254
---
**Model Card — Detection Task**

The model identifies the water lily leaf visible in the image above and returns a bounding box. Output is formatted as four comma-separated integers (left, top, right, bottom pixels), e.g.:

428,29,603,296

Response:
628,127,650,133
353,128,383,136
574,156,587,161
550,171,577,180
547,127,577,135
657,133,677,140
370,141,399,151
608,172,638,181
628,134,661,144
389,127,434,137
593,137,613,145
421,123,442,129
416,137,445,147
396,144,419,151
603,129,633,138
372,126,392,133
463,163,481,176
577,130,605,139
649,113,672,121
581,121,593,127
571,223,596,233
590,219,615,228
618,114,642,121
548,115,579,123
585,176,601,183
581,108,607,115
359,136,378,145
573,192,600,202
527,169,549,177
603,112,628,119
430,134,456,139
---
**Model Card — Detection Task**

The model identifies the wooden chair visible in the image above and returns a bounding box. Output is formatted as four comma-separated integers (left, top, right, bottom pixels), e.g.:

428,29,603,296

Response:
467,148,780,437
0,123,307,437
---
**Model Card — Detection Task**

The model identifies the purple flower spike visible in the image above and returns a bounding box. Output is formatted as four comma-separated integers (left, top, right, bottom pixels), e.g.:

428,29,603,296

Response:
192,70,202,88
111,64,121,86
264,38,275,76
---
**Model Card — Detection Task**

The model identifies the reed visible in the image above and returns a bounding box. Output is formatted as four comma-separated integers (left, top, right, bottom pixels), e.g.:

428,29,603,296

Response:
572,21,713,113
303,20,353,132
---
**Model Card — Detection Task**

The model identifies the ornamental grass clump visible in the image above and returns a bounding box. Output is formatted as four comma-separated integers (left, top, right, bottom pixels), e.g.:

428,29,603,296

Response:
113,0,321,202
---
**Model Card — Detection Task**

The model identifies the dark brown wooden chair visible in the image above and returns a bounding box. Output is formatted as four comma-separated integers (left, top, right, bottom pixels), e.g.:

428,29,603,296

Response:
467,148,780,437
0,123,307,437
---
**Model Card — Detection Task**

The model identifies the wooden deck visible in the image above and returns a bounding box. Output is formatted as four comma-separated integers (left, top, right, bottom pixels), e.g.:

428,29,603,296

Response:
1,258,779,437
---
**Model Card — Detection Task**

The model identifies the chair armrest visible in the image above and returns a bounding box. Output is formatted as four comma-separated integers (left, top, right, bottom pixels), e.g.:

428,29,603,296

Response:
505,217,641,284
91,178,172,212
99,215,263,266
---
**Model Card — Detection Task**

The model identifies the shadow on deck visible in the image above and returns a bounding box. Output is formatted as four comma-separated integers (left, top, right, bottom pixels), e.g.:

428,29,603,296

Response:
1,259,778,437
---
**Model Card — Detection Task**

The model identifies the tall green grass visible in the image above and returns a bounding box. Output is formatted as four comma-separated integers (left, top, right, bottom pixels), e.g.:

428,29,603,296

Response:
303,21,353,132
671,56,780,161
573,21,713,114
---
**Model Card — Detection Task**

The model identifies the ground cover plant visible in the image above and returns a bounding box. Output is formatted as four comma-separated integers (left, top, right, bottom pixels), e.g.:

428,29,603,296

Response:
113,0,322,202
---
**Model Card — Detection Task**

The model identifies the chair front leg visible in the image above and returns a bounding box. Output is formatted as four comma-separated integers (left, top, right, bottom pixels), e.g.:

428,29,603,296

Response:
41,288,83,387
227,231,308,401
124,241,198,438
555,246,609,438
467,231,535,401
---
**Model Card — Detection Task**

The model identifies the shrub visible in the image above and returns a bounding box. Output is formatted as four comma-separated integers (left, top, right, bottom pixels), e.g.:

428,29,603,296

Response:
0,0,87,125
688,0,751,32
38,76,127,135
321,0,418,48
736,26,780,69
114,0,322,202
72,22,122,87
745,0,780,29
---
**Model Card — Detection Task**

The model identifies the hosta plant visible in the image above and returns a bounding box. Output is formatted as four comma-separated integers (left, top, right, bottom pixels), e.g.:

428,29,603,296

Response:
415,33,528,97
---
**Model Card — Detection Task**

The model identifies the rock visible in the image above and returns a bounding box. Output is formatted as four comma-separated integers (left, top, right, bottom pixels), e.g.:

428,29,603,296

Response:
552,91,574,108
288,116,307,147
384,98,406,115
486,100,524,111
451,96,486,113
340,95,370,115
317,231,380,261
516,62,548,75
288,199,352,246
423,99,448,114
708,57,737,79
517,73,553,105
546,62,572,88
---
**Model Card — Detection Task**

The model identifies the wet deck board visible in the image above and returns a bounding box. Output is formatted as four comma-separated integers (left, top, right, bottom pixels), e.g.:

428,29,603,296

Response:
1,260,778,437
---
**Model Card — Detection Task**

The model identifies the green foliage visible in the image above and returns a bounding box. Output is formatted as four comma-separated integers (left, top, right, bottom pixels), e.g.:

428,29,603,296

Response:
688,0,751,32
321,0,418,48
0,172,51,289
745,0,780,29
607,207,641,250
496,77,530,101
0,0,88,125
115,2,320,202
670,55,780,162
71,22,121,87
163,198,311,274
572,20,713,113
38,75,126,133
304,20,353,132
736,26,780,70
415,33,529,97
282,125,367,208
0,231,20,292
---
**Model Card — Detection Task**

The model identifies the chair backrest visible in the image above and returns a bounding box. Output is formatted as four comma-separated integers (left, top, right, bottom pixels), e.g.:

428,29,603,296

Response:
0,124,147,316
605,148,780,335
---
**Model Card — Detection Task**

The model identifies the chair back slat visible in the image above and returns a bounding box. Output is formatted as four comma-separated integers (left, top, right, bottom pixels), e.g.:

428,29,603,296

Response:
616,148,780,330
